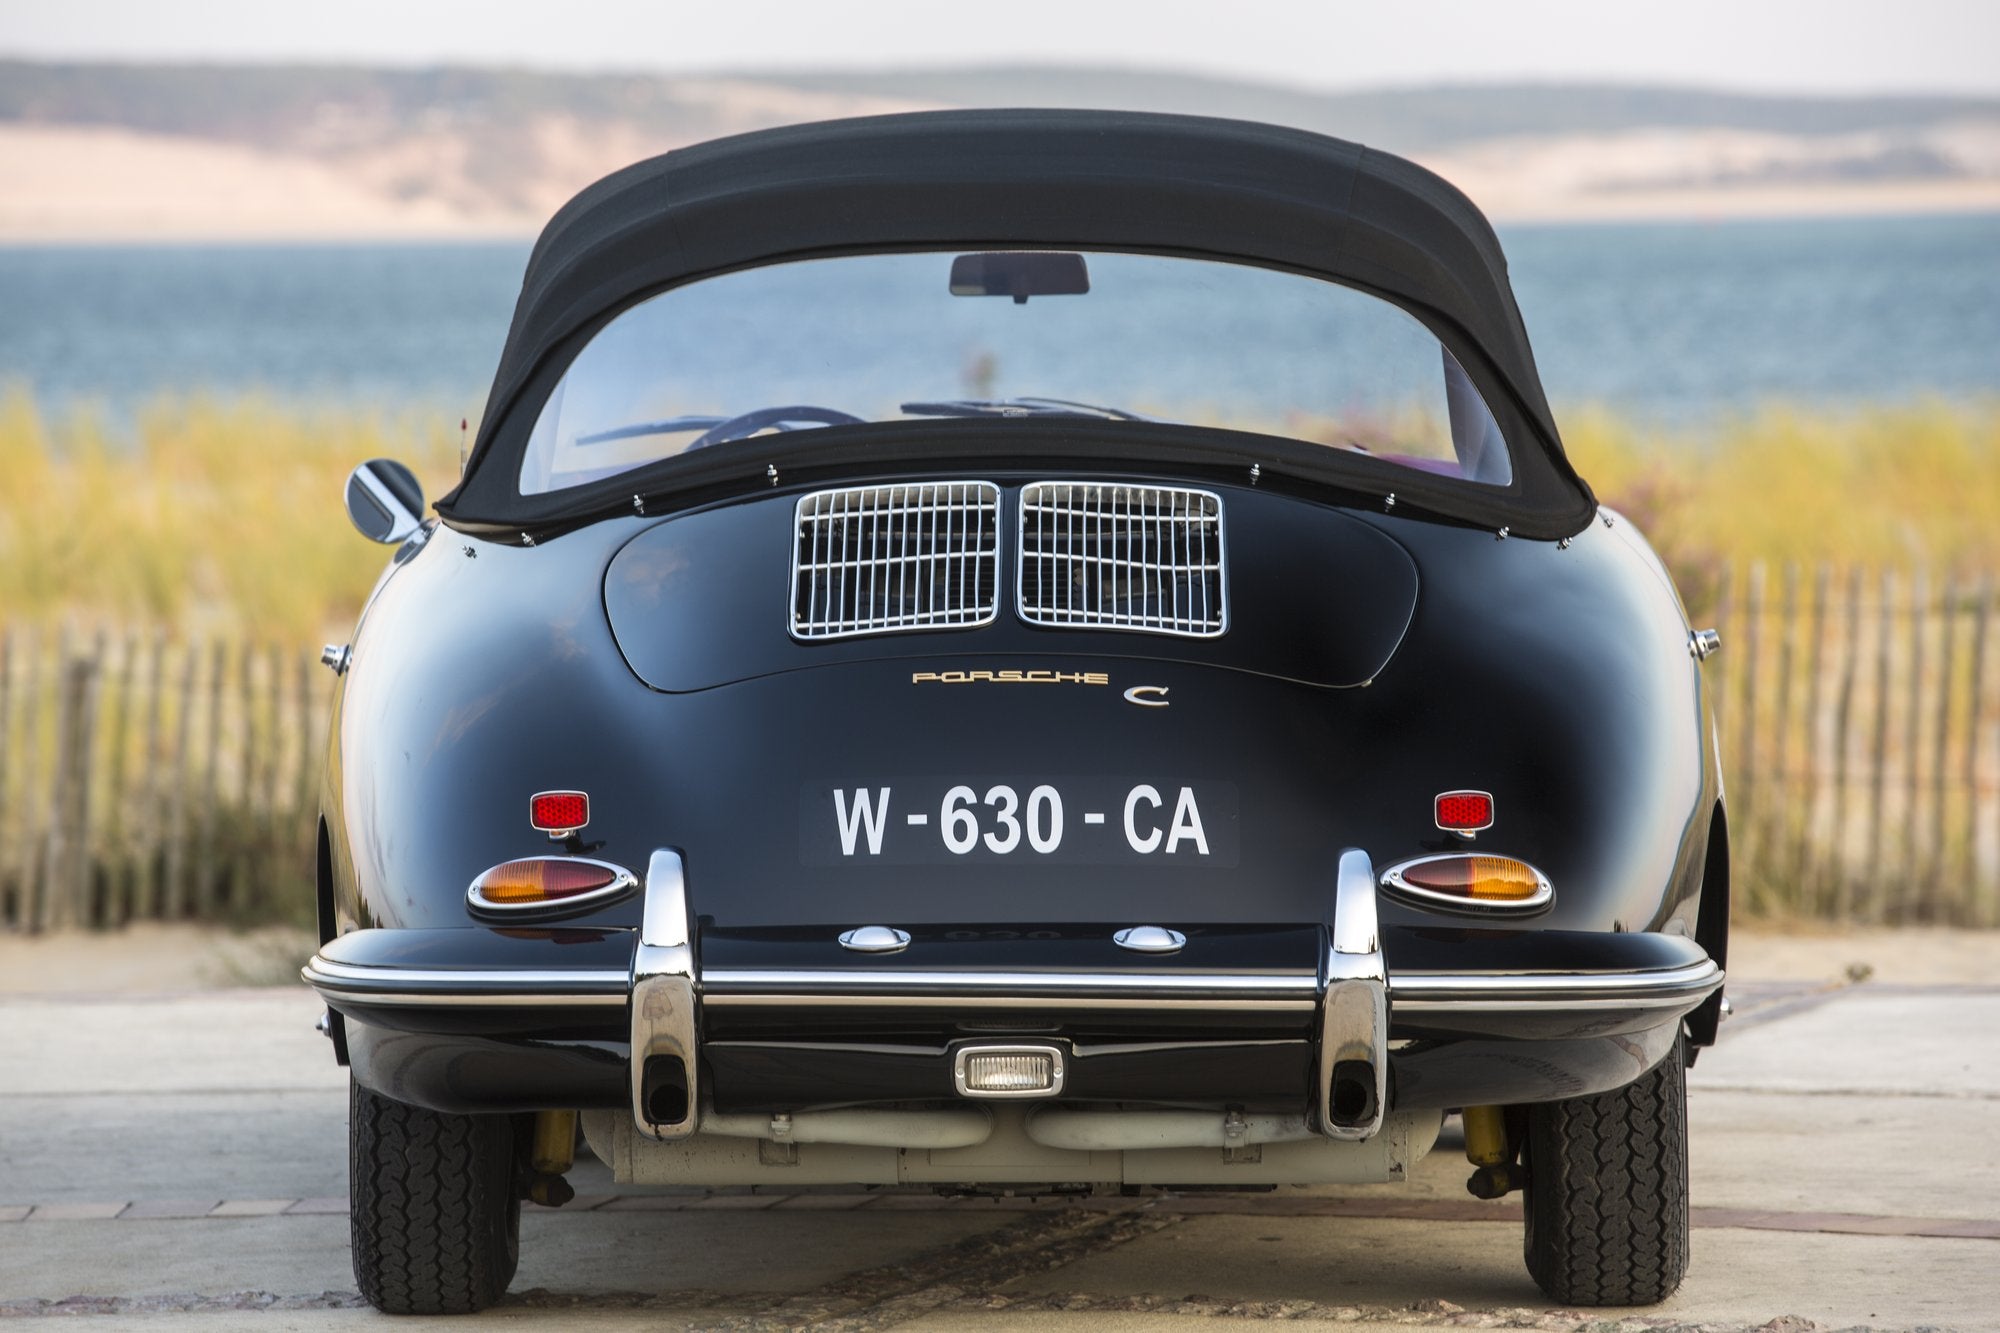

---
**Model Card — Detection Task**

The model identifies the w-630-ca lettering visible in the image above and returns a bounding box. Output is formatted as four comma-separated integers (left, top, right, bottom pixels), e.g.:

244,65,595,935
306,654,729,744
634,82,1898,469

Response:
833,784,1208,857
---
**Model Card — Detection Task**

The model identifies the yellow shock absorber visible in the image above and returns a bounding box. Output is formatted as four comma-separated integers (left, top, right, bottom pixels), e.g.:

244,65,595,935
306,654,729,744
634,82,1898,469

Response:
1462,1105,1507,1167
528,1110,578,1207
1461,1105,1520,1199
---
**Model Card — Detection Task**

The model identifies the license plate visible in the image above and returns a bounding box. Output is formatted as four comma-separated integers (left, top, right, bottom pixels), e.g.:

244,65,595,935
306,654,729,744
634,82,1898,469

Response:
800,778,1239,866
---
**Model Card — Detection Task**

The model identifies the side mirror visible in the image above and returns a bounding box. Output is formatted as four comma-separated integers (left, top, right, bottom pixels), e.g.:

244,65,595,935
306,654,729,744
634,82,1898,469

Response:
344,458,425,544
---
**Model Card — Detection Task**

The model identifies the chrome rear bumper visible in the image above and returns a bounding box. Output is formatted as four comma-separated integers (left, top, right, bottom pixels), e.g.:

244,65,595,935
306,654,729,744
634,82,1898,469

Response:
303,846,1723,1140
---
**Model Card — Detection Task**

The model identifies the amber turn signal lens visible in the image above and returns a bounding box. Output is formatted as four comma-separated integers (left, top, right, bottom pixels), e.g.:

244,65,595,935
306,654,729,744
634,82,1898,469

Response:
1384,854,1551,911
471,858,620,907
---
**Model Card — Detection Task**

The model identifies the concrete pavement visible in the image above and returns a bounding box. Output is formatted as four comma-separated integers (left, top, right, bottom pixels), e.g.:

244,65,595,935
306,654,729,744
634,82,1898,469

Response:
1,975,1996,1330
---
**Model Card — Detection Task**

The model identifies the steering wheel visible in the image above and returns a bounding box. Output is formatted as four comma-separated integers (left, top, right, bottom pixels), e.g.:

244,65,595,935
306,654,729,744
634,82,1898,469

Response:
686,405,864,450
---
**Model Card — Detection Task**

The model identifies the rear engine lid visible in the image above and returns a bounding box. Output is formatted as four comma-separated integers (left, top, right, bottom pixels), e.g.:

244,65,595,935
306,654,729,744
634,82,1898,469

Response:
604,480,1418,692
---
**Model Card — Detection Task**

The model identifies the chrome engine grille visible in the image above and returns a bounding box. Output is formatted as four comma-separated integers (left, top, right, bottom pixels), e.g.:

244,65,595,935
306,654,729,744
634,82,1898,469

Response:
1017,482,1226,637
791,482,1000,640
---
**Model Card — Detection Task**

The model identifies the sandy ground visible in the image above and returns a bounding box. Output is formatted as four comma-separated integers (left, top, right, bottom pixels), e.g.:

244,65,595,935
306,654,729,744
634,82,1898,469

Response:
1,920,1990,994
2,950,1997,1328
0,922,316,993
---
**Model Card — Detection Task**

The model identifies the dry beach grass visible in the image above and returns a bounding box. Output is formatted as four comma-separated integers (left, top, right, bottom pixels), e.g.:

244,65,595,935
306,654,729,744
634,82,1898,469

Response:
1,390,1994,640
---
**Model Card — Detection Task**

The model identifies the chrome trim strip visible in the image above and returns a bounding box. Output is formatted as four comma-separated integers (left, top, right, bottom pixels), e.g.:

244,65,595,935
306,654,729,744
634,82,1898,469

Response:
631,848,700,1141
789,481,1001,642
1391,960,1724,1011
1379,853,1554,916
1319,848,1388,1141
302,958,628,994
312,988,624,1009
464,855,635,915
1015,481,1227,638
703,993,1315,1012
700,968,1318,996
302,951,1719,1018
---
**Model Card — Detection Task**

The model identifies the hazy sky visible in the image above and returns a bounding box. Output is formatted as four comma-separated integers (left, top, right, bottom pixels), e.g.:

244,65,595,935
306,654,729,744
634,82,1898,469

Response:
3,0,1998,96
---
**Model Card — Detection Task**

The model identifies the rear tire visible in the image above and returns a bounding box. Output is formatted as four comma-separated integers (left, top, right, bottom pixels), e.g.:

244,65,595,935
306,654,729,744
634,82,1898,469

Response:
1522,1039,1689,1305
349,1078,521,1315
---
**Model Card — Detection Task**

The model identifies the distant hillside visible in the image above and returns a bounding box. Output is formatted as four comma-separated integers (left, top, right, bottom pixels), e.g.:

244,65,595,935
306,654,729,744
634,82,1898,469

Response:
2,60,1996,239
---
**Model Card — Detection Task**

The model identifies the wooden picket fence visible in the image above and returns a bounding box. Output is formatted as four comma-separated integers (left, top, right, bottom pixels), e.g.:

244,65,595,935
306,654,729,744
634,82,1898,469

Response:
0,562,1996,931
1700,563,1999,925
0,628,333,931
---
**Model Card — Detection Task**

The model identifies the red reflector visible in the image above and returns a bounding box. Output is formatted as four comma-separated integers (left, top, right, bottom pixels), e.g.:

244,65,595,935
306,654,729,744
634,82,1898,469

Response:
530,790,589,833
1435,790,1494,832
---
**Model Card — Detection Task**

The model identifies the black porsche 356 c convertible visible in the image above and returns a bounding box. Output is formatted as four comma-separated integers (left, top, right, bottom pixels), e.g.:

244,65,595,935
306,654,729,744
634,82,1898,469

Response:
306,110,1729,1314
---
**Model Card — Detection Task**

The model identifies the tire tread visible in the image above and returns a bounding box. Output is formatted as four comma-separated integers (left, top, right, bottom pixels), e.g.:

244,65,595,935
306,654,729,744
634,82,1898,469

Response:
349,1080,519,1315
1523,1043,1689,1306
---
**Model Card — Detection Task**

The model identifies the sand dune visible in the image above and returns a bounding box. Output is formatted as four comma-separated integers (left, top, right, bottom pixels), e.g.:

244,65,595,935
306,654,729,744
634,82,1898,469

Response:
2,105,1995,242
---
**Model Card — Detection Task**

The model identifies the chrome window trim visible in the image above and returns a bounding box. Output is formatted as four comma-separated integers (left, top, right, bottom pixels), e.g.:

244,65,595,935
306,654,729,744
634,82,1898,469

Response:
464,855,636,916
1379,852,1554,916
1015,480,1227,638
789,480,1001,642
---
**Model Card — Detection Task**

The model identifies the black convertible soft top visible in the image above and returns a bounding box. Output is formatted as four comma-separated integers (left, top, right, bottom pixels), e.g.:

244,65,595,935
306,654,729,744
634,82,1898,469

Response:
440,110,1594,538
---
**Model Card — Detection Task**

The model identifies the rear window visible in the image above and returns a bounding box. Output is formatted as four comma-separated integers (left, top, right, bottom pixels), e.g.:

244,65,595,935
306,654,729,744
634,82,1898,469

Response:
518,250,1512,495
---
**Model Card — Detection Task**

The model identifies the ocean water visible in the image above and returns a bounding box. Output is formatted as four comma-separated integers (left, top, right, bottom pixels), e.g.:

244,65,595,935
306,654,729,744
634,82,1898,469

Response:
0,213,1994,429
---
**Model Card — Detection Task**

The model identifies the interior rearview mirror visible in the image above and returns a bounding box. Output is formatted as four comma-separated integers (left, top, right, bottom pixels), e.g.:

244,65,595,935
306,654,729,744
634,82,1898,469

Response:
345,458,425,544
950,251,1090,304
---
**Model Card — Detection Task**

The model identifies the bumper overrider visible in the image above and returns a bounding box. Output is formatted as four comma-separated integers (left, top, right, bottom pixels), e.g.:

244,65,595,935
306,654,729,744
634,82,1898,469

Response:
305,847,1722,1161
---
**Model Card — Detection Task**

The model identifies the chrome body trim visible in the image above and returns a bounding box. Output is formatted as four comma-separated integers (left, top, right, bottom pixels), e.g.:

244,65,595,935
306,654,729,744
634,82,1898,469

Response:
789,481,1000,641
700,968,1317,997
304,957,1719,1011
1319,848,1388,1141
1015,481,1227,638
310,988,623,1009
1390,959,1723,1011
1379,853,1554,916
464,855,635,916
630,848,700,1141
699,993,1314,1013
303,957,629,994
